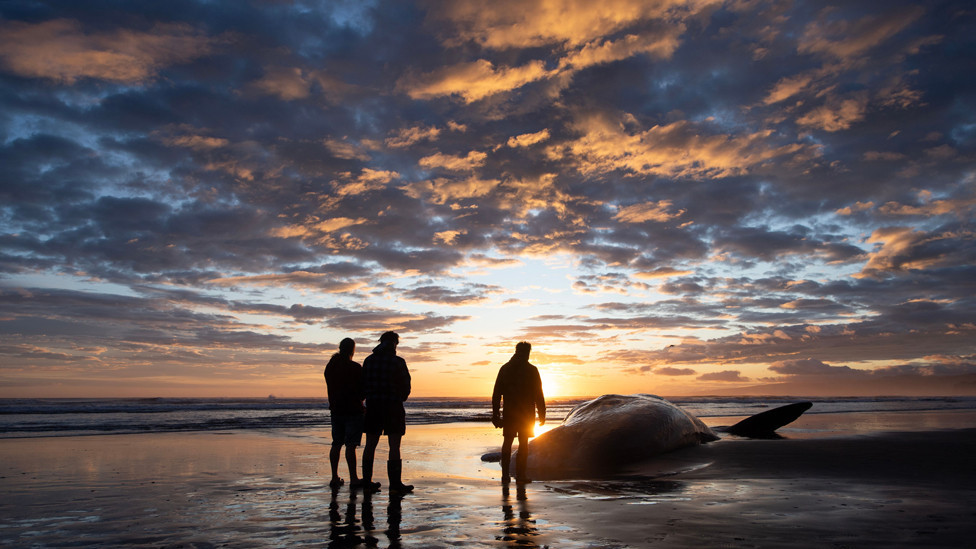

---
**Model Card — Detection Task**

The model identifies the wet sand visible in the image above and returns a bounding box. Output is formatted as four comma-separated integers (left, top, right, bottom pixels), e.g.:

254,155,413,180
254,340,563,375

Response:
1,411,975,548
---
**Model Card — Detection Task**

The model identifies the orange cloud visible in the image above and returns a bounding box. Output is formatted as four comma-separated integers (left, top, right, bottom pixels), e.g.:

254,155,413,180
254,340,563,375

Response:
401,176,497,204
763,72,815,105
835,201,875,215
796,93,869,131
331,168,400,196
855,226,973,278
507,129,551,148
0,19,215,84
401,59,549,102
432,0,716,49
163,134,230,150
614,200,685,223
386,125,442,148
419,150,488,171
798,6,924,61
248,66,356,101
554,114,808,178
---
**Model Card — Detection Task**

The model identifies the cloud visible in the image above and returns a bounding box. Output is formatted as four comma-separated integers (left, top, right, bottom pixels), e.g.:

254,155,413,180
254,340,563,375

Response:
614,200,685,223
0,19,216,84
797,6,924,62
429,0,715,49
418,150,488,171
400,283,505,305
507,130,551,148
553,114,811,178
856,226,976,279
697,370,749,382
796,93,869,132
1,1,974,397
332,169,400,196
655,367,696,376
768,358,861,376
400,59,550,102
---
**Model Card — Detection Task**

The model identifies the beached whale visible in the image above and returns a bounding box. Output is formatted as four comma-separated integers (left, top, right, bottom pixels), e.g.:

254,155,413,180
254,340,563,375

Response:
486,394,812,478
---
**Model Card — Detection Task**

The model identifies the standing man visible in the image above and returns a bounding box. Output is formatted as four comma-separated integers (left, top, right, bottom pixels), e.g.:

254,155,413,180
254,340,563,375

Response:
361,331,414,493
492,341,546,484
324,337,365,489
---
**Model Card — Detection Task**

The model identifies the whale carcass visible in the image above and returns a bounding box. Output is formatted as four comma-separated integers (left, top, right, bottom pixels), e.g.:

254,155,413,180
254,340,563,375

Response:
508,394,811,478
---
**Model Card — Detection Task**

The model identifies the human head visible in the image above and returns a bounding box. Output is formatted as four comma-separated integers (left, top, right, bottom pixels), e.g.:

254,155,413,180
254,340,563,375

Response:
339,337,355,357
379,331,400,347
514,341,531,359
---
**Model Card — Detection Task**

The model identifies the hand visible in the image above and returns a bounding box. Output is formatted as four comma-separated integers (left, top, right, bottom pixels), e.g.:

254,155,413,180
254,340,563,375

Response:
491,412,502,428
538,417,545,426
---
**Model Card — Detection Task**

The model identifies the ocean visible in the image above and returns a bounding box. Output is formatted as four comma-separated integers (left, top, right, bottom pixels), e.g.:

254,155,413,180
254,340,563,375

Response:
2,395,975,439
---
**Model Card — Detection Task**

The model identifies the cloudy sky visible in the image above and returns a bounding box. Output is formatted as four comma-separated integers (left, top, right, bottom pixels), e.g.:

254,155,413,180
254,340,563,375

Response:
1,0,974,398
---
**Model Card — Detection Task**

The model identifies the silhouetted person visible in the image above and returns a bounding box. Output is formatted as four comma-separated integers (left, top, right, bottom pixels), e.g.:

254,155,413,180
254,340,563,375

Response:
492,341,546,484
361,331,414,493
324,337,365,488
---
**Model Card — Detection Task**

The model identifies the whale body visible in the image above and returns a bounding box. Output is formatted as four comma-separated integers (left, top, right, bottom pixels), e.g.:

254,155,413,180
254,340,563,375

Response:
512,394,811,478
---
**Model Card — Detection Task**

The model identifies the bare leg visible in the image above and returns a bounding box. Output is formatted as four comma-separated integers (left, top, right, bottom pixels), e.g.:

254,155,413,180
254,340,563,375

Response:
345,444,360,483
388,434,401,461
500,434,514,483
329,442,343,487
515,433,530,483
362,432,381,492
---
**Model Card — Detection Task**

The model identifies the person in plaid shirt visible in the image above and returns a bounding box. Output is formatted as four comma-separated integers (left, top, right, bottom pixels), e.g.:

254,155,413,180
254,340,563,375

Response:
361,331,413,493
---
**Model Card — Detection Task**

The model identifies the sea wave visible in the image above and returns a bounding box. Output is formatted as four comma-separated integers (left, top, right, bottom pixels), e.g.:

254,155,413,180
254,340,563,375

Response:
1,396,974,439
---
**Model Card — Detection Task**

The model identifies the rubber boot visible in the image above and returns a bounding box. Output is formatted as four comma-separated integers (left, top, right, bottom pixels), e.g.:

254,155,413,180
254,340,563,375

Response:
361,455,381,493
387,459,414,493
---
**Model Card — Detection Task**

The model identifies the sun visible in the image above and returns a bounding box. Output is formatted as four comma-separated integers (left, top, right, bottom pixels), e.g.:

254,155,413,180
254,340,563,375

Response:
541,375,561,399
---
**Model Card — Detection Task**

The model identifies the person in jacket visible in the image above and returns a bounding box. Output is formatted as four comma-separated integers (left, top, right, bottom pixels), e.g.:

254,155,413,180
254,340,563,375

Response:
361,331,413,493
492,341,546,484
324,337,365,489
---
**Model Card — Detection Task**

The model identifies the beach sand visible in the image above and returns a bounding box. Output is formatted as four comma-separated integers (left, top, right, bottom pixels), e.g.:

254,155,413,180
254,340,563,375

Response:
2,411,975,548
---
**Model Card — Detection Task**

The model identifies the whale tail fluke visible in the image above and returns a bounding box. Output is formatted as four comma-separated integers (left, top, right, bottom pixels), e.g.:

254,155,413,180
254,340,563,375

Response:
724,401,813,438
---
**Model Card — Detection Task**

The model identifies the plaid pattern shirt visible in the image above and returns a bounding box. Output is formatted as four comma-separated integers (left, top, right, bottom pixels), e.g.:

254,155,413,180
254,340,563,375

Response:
363,344,411,404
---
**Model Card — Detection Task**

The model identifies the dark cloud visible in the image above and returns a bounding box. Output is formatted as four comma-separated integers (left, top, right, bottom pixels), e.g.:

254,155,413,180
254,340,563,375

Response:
655,367,697,376
768,358,863,376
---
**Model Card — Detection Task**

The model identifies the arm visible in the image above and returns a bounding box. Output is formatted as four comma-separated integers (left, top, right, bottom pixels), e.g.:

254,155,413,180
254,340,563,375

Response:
535,368,546,425
398,358,411,402
491,368,503,416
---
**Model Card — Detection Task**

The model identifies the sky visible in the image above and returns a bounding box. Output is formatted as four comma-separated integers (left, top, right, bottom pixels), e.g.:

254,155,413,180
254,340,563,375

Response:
1,0,975,399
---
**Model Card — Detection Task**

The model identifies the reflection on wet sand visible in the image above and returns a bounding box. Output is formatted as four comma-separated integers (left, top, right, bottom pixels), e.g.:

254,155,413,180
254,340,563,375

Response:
328,486,366,547
385,493,404,548
328,486,405,548
498,483,539,547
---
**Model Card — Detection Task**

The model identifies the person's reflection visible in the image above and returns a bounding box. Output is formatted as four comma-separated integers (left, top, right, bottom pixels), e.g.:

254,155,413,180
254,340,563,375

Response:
498,483,540,547
328,486,364,548
361,492,378,546
385,493,404,548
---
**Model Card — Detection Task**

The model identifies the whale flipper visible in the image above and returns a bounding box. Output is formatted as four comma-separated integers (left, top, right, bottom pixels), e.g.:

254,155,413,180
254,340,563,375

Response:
724,401,813,438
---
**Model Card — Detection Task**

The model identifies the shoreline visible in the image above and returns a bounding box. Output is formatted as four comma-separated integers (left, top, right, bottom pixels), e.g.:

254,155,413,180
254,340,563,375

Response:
2,412,974,547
